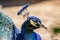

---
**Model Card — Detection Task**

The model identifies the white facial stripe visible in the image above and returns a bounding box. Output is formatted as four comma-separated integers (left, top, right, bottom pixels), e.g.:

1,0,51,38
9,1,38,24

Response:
30,20,37,27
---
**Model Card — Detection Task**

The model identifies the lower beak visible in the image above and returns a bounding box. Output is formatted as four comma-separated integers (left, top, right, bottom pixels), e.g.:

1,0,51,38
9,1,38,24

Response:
40,24,47,29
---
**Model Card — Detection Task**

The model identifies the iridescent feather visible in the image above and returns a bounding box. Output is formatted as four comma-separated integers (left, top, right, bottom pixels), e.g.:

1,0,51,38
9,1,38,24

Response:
0,10,20,40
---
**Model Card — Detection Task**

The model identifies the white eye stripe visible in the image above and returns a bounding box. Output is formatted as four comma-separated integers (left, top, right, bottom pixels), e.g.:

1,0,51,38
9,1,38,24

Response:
30,20,37,27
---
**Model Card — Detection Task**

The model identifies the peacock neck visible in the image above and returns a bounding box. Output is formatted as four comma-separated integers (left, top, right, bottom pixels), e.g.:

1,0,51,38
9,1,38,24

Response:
21,21,34,34
21,25,34,34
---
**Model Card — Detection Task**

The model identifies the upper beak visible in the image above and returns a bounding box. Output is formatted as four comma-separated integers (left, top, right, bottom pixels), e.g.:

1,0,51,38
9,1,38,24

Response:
40,24,47,29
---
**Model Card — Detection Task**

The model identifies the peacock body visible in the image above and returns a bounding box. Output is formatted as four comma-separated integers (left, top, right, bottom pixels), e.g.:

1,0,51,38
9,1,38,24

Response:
0,10,20,40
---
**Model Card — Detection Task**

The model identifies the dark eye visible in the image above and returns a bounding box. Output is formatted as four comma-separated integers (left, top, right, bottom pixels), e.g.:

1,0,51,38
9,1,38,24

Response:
36,23,40,26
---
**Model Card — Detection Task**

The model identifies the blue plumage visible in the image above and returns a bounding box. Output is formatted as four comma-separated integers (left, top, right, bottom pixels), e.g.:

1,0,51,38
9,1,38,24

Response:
12,25,21,40
27,16,42,24
16,16,42,40
17,3,30,15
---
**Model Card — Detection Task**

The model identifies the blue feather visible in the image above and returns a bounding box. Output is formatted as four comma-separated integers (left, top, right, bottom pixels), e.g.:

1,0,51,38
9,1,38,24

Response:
17,3,30,15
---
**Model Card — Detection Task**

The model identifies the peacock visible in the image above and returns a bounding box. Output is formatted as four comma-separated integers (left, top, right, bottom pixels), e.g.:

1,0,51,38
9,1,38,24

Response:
16,16,42,40
0,3,47,40
16,3,47,40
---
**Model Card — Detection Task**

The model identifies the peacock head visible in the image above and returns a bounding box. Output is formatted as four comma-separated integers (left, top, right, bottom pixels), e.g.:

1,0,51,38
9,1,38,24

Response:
24,16,47,30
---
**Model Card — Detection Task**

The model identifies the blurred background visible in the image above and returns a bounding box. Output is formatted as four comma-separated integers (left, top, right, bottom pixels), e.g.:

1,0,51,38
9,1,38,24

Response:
0,0,60,40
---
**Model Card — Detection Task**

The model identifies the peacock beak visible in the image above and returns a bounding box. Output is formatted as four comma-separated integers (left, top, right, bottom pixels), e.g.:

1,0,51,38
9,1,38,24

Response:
40,24,47,29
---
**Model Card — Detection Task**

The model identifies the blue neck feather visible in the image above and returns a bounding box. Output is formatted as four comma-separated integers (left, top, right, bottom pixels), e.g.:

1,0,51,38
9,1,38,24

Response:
21,20,34,34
